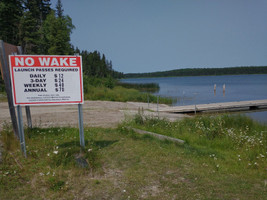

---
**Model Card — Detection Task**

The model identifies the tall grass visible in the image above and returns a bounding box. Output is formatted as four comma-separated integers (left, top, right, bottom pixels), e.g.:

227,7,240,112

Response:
126,114,267,172
84,85,174,104
116,82,160,92
82,77,174,104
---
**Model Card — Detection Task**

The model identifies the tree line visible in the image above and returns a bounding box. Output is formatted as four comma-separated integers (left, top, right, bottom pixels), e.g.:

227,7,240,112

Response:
0,0,123,92
76,49,123,79
124,66,267,78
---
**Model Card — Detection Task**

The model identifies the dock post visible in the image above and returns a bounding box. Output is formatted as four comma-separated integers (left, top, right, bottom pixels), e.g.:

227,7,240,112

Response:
182,91,185,105
193,92,198,115
223,84,226,97
147,94,149,108
157,95,159,118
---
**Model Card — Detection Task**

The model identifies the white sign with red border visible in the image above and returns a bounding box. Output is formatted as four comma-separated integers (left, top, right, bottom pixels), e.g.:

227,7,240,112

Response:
9,55,83,106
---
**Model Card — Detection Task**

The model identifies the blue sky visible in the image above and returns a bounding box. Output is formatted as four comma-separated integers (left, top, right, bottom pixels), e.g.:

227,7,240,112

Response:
51,0,267,73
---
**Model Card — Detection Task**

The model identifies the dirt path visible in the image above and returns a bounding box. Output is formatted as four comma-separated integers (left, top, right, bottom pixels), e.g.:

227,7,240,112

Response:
0,101,185,130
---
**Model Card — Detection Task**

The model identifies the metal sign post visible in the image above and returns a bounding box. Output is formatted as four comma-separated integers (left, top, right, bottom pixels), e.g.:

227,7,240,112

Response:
0,40,19,138
78,103,85,148
75,53,85,148
17,105,27,157
25,106,32,128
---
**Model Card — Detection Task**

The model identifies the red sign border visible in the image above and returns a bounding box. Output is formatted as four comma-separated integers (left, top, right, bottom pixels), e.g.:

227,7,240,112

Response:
9,55,84,106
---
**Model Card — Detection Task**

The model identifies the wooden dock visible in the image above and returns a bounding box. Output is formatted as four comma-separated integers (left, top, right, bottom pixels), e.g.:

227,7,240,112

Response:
158,99,267,114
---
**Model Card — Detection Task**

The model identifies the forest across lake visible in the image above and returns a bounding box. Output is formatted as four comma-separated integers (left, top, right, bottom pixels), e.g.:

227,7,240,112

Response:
124,66,267,78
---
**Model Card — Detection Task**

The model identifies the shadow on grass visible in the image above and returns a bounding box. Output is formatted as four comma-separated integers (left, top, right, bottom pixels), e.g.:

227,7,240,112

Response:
26,127,76,138
183,143,222,158
58,140,119,149
50,140,118,168
93,140,119,148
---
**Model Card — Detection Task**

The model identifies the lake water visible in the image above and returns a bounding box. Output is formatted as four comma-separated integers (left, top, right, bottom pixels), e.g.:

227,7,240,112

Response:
121,74,267,124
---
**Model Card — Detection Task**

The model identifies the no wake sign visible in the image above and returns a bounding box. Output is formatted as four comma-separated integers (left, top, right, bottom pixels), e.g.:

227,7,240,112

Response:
9,55,84,106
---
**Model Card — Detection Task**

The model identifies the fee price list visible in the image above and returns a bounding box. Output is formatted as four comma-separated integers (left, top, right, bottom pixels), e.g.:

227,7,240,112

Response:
54,74,64,92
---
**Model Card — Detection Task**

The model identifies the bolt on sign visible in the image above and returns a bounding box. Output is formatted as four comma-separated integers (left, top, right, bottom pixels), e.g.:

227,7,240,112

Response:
9,55,83,105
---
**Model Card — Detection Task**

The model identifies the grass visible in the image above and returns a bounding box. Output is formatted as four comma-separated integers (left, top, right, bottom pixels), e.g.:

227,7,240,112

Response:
84,85,174,105
0,92,7,102
82,77,174,104
116,82,160,93
128,114,267,170
0,115,267,199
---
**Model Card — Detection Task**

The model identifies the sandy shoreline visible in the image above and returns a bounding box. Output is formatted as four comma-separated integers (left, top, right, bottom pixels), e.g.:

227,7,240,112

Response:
0,100,185,130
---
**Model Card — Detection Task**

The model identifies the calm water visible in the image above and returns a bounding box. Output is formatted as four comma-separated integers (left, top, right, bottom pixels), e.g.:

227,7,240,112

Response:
121,74,267,124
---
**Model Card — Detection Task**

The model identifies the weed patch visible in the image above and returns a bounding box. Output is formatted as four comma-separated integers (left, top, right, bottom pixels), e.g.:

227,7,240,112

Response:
48,176,65,191
125,113,267,172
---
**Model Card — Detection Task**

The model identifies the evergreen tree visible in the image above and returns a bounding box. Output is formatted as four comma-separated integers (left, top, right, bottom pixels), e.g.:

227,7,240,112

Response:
56,0,63,18
38,0,51,54
42,10,75,55
24,0,51,23
80,49,123,79
19,0,52,54
74,46,80,54
39,0,51,21
0,0,23,44
19,9,40,54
